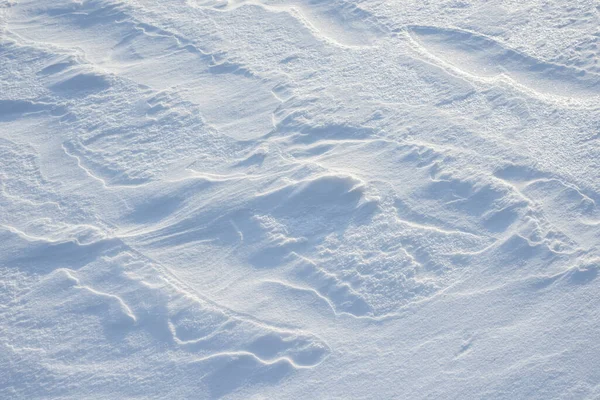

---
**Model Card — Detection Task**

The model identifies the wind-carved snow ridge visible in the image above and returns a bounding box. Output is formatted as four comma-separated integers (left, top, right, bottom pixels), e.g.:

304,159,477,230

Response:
407,25,600,108
6,0,281,140
188,0,387,47
2,227,330,397
2,0,600,398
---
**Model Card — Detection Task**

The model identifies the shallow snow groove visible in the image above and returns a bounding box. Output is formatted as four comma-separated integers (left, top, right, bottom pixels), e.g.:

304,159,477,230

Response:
2,0,600,398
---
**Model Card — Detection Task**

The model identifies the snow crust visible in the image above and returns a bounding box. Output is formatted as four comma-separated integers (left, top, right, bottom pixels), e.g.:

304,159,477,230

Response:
1,0,600,398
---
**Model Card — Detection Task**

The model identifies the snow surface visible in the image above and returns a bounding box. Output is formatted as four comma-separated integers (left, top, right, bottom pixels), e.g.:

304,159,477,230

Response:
1,0,600,398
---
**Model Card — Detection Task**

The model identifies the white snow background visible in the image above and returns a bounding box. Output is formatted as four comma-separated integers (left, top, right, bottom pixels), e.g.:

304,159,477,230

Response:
1,0,600,398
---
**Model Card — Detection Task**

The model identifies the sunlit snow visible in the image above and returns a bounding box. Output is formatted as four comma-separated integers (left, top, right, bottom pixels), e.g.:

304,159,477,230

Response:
1,0,600,398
